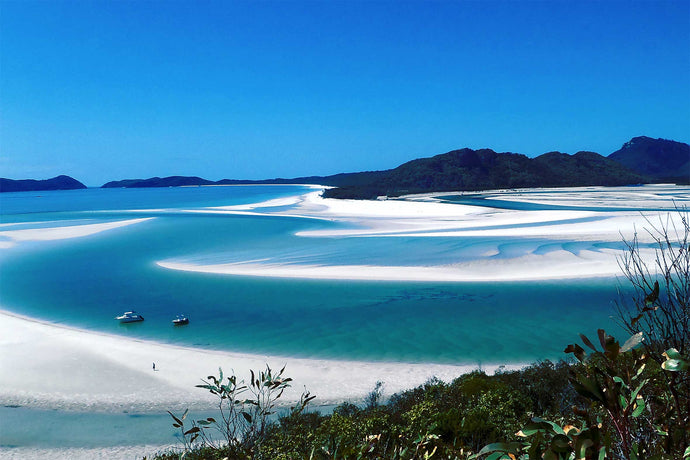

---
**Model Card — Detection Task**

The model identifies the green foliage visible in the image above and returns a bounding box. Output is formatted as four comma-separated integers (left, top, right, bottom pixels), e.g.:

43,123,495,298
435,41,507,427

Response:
153,360,623,460
364,381,385,409
615,210,690,455
495,360,579,416
474,329,688,459
257,411,325,460
662,348,689,372
166,364,314,459
563,330,649,458
264,371,550,459
474,416,608,460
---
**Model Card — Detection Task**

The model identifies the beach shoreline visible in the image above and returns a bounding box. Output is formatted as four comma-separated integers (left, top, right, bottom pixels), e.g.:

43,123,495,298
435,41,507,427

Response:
0,308,523,414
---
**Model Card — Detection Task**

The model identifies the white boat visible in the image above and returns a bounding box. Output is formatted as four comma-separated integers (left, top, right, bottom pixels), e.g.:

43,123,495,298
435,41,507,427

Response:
172,315,189,325
115,311,144,323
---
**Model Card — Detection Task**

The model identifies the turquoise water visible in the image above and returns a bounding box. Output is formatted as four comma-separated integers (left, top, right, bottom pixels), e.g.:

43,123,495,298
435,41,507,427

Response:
1,185,649,454
0,404,336,451
0,185,628,365
0,406,185,448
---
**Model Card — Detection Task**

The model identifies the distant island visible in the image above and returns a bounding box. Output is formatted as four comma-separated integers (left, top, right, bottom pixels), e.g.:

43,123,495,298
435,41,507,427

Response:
0,175,87,193
101,171,388,190
3,136,688,196
101,136,690,199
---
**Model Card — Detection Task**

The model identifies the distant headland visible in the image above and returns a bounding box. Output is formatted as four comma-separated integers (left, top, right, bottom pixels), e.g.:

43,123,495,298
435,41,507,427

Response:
0,175,87,193
3,136,688,196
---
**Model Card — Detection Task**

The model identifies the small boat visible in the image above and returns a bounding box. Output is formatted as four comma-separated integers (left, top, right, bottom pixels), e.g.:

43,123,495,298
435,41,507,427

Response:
172,315,189,326
115,311,144,323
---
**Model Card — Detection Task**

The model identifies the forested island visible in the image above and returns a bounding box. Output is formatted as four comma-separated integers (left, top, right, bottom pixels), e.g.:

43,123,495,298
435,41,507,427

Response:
102,136,689,198
0,175,87,193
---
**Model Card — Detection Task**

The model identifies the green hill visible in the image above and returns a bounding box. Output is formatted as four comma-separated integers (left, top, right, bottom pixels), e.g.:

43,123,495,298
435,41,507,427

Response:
325,147,645,199
607,136,690,183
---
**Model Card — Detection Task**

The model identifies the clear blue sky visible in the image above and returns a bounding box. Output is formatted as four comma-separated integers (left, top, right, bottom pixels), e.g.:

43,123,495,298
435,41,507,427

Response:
2,1,689,186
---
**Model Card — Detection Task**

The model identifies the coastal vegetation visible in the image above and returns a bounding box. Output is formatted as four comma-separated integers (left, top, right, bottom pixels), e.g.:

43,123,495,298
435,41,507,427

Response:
150,210,689,459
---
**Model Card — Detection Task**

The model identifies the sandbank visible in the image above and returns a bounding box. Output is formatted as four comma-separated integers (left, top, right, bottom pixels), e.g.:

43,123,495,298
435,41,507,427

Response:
157,247,641,281
156,186,687,282
0,218,153,249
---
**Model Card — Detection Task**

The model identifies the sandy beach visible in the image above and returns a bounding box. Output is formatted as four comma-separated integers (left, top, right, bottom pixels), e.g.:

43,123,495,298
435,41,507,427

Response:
0,308,518,412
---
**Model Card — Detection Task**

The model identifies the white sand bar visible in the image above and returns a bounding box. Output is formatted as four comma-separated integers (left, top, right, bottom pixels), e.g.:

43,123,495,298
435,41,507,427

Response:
158,185,689,282
158,249,647,281
0,218,153,249
0,309,516,413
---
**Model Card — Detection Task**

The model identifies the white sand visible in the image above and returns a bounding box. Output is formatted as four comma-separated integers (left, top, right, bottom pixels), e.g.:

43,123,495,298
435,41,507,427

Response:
209,195,304,210
467,185,690,209
157,247,642,281
0,445,178,460
0,309,516,413
156,186,687,282
291,187,687,240
0,218,153,249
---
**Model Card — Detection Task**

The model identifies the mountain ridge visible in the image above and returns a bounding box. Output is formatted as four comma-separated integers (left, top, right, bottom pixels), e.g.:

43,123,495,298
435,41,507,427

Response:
324,146,649,199
102,136,688,198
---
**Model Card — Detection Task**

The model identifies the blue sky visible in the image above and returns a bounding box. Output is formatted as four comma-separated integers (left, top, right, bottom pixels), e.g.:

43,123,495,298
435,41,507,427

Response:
1,1,689,186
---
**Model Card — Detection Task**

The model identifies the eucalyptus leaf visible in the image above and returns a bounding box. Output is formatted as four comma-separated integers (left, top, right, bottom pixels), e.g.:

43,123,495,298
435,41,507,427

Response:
662,358,688,372
579,333,598,351
620,332,644,352
631,398,646,417
664,348,682,359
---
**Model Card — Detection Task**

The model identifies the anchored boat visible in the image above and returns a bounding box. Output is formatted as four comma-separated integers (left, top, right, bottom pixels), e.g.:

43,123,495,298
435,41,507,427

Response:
172,315,189,325
115,311,144,323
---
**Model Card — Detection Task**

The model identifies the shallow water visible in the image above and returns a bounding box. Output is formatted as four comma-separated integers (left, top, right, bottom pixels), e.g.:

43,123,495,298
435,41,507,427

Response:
0,186,632,364
0,405,182,449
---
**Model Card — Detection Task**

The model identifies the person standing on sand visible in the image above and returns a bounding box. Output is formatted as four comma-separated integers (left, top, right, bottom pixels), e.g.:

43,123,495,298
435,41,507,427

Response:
153,362,156,371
